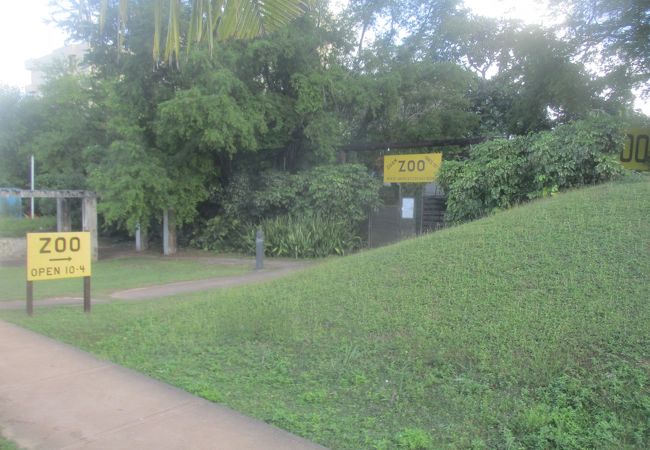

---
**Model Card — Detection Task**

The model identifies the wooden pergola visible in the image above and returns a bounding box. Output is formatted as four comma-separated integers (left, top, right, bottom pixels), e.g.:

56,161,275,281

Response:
0,189,98,261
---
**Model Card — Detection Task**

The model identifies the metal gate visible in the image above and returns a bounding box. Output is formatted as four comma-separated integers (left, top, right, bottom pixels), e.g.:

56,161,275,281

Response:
422,183,446,232
367,183,446,248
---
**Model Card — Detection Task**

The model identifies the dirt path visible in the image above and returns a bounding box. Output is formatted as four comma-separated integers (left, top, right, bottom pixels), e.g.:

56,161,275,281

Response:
0,257,312,311
0,320,325,449
111,260,308,300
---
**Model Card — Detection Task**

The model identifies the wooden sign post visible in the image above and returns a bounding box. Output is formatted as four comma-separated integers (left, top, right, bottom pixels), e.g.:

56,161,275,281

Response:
26,232,92,316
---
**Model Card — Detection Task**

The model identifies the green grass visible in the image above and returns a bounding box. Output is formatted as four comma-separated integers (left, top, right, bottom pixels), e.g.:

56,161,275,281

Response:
2,178,649,448
0,257,250,301
0,433,20,450
0,216,56,238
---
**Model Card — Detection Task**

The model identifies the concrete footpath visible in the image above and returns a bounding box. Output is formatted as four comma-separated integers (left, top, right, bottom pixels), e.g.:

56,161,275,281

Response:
0,320,325,450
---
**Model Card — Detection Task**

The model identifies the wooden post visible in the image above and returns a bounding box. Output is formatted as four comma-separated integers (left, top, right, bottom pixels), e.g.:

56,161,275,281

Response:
255,228,264,270
82,196,98,261
163,210,169,255
56,198,72,232
83,276,91,313
163,209,177,256
26,281,33,316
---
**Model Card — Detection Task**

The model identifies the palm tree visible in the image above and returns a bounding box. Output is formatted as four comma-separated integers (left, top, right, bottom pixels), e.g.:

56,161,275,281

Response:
97,0,310,64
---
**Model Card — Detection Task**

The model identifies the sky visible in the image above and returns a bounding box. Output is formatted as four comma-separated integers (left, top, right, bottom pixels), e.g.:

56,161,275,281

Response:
0,0,68,89
0,0,647,113
462,0,555,25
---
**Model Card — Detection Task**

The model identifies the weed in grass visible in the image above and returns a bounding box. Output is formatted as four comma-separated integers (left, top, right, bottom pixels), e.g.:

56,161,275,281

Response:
394,428,434,450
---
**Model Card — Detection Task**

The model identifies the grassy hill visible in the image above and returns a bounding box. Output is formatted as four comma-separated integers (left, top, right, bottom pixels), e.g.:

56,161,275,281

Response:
3,177,649,449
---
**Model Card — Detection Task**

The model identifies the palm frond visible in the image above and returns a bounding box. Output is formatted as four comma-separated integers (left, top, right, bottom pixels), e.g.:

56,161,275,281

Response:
108,0,311,65
117,0,128,52
218,0,309,40
164,0,182,67
153,0,163,63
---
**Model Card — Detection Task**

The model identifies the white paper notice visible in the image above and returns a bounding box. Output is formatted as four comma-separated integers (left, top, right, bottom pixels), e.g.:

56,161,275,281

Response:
402,197,414,219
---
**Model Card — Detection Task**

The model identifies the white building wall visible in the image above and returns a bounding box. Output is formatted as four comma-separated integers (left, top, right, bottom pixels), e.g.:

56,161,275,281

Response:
25,42,90,94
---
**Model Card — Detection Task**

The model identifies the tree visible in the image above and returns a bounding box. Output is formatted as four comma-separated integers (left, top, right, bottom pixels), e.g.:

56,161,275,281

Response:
341,0,465,65
24,73,101,190
50,2,348,235
30,0,640,246
85,76,173,233
0,87,29,187
470,26,605,135
349,60,480,143
552,0,650,97
0,69,101,191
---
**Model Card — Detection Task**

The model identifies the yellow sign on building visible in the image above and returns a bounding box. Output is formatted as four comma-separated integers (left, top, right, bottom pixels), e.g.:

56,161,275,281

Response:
384,153,443,183
620,129,650,171
27,232,92,281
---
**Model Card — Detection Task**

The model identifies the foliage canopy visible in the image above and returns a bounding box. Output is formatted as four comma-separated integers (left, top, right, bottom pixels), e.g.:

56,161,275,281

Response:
0,0,646,248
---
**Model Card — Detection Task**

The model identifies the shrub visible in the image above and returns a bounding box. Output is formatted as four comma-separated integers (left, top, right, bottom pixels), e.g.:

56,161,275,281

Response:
220,170,301,223
189,215,253,252
262,213,362,258
189,213,362,257
292,165,383,225
219,164,381,225
438,115,625,223
192,164,381,256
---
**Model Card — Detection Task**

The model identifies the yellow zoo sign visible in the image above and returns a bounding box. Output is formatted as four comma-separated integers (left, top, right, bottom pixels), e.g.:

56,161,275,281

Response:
620,129,650,171
27,232,92,281
384,153,443,183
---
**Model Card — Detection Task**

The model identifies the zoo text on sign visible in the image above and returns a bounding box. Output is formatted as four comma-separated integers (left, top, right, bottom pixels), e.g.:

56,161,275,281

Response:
383,153,443,183
620,129,650,171
26,232,92,281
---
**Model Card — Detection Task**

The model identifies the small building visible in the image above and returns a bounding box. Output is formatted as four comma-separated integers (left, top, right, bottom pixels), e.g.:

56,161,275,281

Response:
25,43,90,95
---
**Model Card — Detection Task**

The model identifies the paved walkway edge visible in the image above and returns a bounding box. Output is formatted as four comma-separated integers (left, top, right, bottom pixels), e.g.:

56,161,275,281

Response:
0,320,325,450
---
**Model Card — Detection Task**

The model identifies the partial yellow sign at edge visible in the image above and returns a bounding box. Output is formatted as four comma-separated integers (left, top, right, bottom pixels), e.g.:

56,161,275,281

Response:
27,232,92,281
621,129,650,171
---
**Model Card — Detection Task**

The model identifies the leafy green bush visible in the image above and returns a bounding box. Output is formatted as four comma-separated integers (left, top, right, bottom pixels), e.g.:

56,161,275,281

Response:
190,213,362,257
189,215,254,252
262,214,362,258
292,165,383,225
220,165,381,224
192,164,381,256
439,115,625,223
